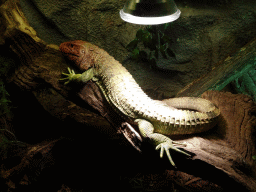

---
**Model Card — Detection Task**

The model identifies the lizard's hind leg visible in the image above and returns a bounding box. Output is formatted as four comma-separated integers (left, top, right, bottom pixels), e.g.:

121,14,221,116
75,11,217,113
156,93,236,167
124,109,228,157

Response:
135,119,190,167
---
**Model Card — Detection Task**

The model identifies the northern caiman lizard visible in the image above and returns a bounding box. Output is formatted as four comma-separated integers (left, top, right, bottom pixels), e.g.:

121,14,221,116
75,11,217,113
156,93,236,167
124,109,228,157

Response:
60,40,220,167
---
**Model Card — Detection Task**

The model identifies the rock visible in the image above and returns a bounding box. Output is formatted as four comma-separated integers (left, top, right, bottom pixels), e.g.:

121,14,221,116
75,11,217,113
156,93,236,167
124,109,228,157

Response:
20,0,138,62
19,0,256,98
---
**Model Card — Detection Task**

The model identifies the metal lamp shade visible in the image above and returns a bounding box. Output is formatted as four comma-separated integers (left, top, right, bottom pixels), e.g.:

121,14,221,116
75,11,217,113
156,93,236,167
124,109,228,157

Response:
120,0,181,25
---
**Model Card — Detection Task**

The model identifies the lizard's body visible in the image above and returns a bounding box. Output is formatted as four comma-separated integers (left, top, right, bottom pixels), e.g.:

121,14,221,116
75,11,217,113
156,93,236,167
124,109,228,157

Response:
60,40,220,166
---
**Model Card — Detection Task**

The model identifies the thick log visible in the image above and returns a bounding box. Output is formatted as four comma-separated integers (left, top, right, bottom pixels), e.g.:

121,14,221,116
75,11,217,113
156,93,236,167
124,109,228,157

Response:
1,0,256,191
176,38,256,97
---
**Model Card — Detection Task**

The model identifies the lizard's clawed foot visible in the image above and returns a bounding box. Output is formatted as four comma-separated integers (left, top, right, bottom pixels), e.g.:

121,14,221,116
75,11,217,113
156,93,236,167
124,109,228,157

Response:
155,140,190,167
60,67,81,84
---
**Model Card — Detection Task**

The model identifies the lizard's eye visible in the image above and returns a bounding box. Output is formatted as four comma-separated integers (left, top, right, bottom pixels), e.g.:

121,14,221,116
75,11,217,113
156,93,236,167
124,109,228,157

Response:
70,44,74,48
81,50,85,54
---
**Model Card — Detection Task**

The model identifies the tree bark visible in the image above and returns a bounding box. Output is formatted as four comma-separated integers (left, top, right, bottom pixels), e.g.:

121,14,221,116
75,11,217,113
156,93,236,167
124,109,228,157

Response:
1,0,256,191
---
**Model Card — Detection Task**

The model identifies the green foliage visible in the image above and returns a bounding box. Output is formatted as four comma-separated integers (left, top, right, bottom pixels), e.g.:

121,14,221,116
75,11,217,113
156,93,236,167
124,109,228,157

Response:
0,129,26,160
126,24,176,68
234,68,256,102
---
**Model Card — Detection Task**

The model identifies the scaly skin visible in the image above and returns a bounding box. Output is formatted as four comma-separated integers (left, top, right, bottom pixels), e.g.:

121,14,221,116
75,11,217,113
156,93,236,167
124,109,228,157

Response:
60,40,220,167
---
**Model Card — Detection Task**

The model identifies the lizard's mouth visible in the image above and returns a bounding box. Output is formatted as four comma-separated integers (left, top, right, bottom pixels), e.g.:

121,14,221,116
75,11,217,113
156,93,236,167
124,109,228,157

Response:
60,42,79,56
67,52,79,57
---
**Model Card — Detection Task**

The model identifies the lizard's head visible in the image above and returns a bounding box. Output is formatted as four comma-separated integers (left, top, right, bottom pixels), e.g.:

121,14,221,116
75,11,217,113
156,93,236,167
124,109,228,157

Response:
60,40,95,70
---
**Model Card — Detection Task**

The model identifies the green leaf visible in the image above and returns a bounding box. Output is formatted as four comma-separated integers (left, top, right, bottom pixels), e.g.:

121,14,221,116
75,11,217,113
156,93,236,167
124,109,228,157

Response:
142,33,152,48
126,38,139,51
147,34,157,51
141,31,151,41
131,48,140,60
136,29,147,40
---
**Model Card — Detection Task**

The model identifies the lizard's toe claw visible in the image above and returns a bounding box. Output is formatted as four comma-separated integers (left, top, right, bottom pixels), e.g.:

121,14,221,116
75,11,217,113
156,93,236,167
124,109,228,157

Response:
156,141,190,167
156,142,176,167
67,67,73,73
59,76,69,80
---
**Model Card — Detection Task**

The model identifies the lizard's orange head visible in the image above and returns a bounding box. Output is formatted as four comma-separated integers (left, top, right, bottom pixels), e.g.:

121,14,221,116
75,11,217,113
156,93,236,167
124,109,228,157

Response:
59,40,95,70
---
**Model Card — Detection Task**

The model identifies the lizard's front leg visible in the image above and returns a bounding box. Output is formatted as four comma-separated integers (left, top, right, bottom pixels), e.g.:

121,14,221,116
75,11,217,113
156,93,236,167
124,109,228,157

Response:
60,67,95,84
135,119,190,167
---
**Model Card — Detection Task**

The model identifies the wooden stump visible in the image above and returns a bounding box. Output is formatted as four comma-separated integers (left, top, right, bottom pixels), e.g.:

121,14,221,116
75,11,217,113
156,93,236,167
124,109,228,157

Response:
1,0,256,191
